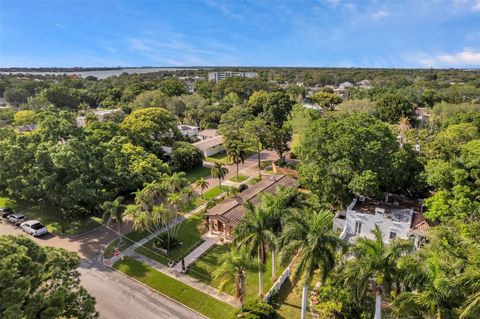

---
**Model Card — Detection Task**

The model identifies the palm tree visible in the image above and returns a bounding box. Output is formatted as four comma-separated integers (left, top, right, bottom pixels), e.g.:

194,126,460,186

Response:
278,209,345,319
102,196,125,242
163,171,189,193
226,140,247,179
211,162,228,188
452,270,480,319
195,177,209,198
344,225,414,319
233,201,275,298
392,257,454,319
213,248,252,306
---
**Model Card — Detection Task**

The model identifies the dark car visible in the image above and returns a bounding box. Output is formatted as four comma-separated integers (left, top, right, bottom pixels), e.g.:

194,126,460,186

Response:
0,207,14,218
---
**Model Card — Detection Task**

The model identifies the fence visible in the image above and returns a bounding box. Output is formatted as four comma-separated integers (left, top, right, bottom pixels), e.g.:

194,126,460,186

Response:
264,265,291,303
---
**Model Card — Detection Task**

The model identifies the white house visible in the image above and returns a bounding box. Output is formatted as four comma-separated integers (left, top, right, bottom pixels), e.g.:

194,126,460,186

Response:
177,125,199,138
334,194,429,248
193,135,224,157
338,81,354,90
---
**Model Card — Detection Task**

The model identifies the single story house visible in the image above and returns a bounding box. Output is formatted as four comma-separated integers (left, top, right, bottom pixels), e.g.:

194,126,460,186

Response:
193,135,224,157
177,125,199,138
197,129,219,141
333,194,430,248
206,175,297,239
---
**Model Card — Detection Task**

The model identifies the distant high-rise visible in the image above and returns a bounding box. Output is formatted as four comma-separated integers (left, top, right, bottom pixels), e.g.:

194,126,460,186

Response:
208,71,258,82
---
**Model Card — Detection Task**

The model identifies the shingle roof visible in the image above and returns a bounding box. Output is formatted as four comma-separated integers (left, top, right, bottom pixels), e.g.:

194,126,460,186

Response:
206,175,297,227
197,129,218,138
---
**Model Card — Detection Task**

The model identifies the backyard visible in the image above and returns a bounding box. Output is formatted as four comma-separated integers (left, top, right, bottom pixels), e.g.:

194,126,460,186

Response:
185,166,211,183
114,257,237,319
0,196,102,236
274,278,310,319
187,244,286,300
136,212,206,265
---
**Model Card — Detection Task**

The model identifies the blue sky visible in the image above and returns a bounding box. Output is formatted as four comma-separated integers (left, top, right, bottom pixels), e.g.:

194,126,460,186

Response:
1,0,479,68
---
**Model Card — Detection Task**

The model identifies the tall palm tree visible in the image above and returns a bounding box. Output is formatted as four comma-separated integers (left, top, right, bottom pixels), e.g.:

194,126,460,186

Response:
213,248,252,306
211,162,228,188
344,225,414,319
102,196,125,242
195,177,209,198
279,209,345,319
392,256,454,319
233,201,275,298
226,140,247,179
453,270,480,318
163,171,189,193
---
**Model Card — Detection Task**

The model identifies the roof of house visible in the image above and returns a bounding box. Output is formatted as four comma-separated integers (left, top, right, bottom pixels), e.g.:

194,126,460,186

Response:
197,129,218,138
409,212,431,236
206,175,297,227
192,135,223,150
178,125,198,132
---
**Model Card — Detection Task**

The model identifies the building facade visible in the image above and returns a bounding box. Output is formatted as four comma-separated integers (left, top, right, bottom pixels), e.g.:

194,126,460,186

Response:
208,71,258,82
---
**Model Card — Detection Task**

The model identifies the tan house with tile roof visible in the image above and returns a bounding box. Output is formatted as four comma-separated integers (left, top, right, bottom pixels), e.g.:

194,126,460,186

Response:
206,175,297,239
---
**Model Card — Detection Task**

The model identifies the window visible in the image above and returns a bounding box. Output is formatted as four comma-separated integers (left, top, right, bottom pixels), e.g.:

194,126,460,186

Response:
389,231,397,240
354,221,362,234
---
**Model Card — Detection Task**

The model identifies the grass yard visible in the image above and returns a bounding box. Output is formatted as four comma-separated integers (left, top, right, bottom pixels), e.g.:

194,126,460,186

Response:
0,196,102,236
104,229,150,259
136,212,206,265
184,166,211,183
228,174,248,183
114,257,237,319
206,151,229,164
274,278,311,319
187,244,286,300
202,185,230,200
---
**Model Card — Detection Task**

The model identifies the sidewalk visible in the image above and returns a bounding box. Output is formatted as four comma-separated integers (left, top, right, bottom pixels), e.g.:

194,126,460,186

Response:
173,235,218,271
127,250,240,307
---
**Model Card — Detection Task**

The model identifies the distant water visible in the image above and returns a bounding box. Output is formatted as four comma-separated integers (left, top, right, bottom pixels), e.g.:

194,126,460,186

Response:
0,67,197,79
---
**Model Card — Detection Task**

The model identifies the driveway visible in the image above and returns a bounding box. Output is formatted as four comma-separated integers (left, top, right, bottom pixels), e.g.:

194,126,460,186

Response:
0,220,204,319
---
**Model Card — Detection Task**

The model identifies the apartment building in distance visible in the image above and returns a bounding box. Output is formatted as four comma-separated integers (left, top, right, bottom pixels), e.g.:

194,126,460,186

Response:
208,71,258,82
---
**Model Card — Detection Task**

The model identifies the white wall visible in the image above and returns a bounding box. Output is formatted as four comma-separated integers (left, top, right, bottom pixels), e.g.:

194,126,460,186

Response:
203,144,225,157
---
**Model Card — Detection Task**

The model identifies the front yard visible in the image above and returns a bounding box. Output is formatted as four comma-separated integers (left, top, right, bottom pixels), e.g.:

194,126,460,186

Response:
0,196,102,236
114,257,237,319
187,244,286,301
184,166,211,183
136,212,206,265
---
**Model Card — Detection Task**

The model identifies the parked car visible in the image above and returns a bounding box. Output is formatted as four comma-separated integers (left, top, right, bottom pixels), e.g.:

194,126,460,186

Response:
20,220,48,237
7,213,27,225
1,207,14,218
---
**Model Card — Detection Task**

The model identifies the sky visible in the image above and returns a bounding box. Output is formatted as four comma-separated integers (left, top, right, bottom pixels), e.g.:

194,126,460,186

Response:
0,0,479,68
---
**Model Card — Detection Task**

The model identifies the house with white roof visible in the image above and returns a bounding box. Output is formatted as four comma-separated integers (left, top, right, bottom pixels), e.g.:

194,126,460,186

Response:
177,125,199,138
193,135,224,157
333,194,430,248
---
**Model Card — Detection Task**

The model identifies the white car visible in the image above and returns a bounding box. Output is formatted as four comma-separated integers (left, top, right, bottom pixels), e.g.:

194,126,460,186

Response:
20,220,48,237
7,213,27,225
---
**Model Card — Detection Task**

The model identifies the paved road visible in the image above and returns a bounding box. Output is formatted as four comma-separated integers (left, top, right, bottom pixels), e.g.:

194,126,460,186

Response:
0,220,204,319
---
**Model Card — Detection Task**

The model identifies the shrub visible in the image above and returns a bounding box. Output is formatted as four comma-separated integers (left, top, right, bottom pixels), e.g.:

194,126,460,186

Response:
234,300,276,319
171,141,204,171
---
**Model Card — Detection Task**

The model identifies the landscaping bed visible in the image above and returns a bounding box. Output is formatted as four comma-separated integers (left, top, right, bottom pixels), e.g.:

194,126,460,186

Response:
114,257,237,319
136,212,206,265
187,244,285,300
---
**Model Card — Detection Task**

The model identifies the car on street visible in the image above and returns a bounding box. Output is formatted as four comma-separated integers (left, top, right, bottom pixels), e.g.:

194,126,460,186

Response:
7,213,27,225
20,220,48,237
1,207,14,218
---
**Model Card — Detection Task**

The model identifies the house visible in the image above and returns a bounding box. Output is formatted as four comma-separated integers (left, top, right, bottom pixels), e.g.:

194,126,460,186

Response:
206,175,297,239
415,107,431,124
177,125,199,138
208,71,258,82
197,128,219,141
193,135,224,157
333,194,430,248
357,79,372,89
76,108,124,127
338,81,354,90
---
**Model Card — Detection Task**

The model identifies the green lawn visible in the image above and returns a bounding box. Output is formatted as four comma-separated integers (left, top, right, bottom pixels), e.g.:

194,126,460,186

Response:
202,185,230,200
136,212,206,265
184,166,211,183
207,151,256,165
274,278,311,319
0,196,102,236
114,257,237,319
104,229,150,259
228,174,248,183
187,244,285,300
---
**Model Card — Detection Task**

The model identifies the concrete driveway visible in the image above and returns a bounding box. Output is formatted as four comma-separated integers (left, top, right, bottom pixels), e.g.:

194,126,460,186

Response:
0,219,204,319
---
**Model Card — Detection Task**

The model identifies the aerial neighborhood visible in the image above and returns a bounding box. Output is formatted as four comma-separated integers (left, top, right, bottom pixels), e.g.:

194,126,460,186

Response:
1,1,480,318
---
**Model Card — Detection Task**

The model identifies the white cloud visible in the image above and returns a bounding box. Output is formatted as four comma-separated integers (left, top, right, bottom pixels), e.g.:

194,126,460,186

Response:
473,0,480,11
419,48,480,67
372,10,389,20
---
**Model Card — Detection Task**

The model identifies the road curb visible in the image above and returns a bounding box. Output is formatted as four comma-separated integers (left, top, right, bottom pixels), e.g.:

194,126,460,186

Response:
103,258,209,319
